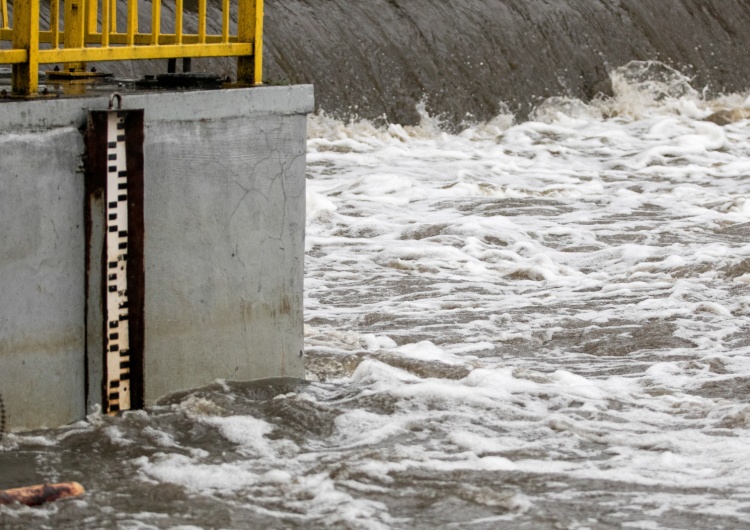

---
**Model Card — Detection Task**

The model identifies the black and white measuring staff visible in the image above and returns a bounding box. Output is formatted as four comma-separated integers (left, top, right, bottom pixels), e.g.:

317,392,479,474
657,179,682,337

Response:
104,93,132,414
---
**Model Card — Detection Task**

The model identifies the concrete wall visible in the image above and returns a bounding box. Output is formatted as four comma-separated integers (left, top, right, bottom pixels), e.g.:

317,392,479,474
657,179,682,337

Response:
0,128,86,430
0,86,313,431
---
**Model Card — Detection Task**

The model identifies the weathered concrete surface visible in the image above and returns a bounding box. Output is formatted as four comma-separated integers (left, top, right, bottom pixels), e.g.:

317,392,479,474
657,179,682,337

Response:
0,128,86,430
142,103,308,402
0,86,313,431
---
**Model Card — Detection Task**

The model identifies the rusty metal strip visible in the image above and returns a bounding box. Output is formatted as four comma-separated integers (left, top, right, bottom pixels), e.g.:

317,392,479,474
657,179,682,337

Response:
85,105,145,415
122,109,145,412
0,392,5,442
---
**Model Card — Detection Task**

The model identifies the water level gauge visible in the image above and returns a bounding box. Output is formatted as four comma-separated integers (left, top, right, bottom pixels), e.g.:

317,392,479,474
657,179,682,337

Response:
85,94,145,415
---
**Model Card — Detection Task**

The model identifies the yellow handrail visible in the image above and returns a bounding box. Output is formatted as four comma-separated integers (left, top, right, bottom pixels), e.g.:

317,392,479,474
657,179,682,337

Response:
0,0,263,95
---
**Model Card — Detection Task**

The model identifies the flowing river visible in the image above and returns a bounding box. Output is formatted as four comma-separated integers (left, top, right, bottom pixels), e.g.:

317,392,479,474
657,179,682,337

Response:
3,63,750,529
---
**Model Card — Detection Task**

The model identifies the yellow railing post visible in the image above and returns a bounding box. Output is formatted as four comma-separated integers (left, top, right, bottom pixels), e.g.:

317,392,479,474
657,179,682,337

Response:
101,0,110,46
12,0,40,95
1,0,9,30
197,0,206,43
51,0,61,48
221,0,229,43
109,0,117,33
237,0,262,84
63,0,86,72
150,0,160,45
254,0,263,84
126,0,137,45
174,0,183,44
85,0,97,36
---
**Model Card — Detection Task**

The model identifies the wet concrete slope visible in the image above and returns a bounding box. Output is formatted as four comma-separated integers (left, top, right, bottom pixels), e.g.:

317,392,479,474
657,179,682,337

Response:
262,0,750,124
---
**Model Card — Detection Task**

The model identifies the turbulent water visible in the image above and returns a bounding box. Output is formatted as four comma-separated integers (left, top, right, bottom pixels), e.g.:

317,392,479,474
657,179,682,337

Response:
4,63,750,529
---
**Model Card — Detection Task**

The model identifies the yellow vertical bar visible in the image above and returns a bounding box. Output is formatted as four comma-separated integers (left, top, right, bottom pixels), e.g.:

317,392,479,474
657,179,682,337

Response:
151,0,160,44
101,0,110,46
51,0,60,47
221,0,229,43
110,0,117,32
1,0,8,30
237,0,261,84
127,0,137,45
254,0,263,84
85,0,97,37
197,0,206,43
64,0,86,49
12,0,40,95
174,0,183,44
64,0,86,71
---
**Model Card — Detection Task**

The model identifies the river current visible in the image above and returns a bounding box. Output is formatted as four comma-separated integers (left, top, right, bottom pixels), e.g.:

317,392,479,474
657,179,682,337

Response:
2,63,750,529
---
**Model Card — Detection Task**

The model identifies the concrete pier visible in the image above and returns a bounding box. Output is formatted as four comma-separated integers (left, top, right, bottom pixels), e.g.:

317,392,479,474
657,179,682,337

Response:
0,86,313,431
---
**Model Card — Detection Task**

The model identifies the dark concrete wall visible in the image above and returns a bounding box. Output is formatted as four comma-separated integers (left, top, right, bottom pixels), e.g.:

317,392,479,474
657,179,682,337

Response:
261,0,750,124
33,1,749,126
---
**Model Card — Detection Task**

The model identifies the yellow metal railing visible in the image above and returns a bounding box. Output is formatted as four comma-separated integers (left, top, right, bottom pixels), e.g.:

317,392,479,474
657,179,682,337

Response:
1,0,8,31
0,0,262,95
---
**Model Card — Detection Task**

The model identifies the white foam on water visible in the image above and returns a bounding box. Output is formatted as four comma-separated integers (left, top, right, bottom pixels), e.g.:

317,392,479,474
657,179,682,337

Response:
6,61,750,528
136,453,260,492
296,62,750,525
